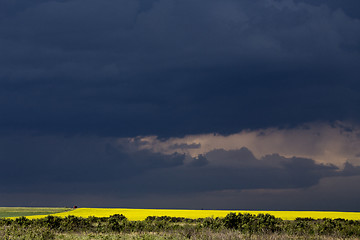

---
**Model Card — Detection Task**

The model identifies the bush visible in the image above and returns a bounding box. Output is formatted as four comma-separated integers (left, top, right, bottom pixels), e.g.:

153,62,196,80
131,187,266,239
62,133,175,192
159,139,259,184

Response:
223,213,281,233
14,216,31,227
58,215,90,232
201,217,224,230
1,212,360,238
106,214,128,232
37,215,62,230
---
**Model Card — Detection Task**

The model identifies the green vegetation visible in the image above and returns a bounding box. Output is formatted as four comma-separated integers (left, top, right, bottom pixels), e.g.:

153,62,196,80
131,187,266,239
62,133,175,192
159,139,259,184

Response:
0,207,71,218
1,212,360,239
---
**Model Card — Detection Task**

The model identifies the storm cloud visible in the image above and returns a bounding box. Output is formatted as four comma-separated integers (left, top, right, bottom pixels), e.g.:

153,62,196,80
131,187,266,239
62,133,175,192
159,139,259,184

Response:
1,0,360,210
0,0,359,136
0,136,357,197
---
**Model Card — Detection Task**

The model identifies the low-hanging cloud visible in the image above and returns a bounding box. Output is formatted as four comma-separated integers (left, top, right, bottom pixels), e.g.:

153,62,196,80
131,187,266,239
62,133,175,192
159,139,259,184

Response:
0,134,358,197
0,135,184,194
131,121,360,166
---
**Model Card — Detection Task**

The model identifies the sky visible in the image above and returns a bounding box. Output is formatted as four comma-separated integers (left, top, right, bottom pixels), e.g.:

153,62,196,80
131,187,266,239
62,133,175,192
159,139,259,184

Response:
1,0,360,211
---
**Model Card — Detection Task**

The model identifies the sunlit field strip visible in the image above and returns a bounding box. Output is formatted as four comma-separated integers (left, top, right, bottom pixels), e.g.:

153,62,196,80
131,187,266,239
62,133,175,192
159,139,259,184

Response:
26,208,360,221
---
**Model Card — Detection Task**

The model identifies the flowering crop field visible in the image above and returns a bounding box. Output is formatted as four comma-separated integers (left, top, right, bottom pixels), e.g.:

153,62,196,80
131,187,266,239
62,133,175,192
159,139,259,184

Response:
24,208,360,221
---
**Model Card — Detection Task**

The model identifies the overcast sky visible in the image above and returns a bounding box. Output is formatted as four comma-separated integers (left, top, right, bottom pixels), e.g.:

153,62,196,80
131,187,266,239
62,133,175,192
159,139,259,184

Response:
1,0,360,211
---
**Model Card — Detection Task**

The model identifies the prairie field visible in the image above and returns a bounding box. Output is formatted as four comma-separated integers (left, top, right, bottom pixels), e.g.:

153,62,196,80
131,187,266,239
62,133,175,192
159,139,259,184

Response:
0,207,70,218
55,232,358,240
2,208,360,239
22,207,360,221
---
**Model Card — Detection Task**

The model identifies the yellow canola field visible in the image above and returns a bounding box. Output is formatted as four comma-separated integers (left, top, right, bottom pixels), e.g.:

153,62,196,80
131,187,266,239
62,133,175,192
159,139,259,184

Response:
27,208,360,221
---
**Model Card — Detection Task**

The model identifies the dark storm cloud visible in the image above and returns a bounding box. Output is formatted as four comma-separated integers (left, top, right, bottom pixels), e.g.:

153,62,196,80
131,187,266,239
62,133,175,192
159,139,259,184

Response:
293,0,360,18
188,154,208,167
0,136,355,197
341,162,360,176
0,136,184,193
0,0,359,137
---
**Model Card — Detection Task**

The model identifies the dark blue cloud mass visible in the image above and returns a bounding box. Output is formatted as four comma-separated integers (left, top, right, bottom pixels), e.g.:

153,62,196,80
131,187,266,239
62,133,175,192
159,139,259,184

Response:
0,135,359,209
0,136,353,194
0,0,359,137
1,0,360,210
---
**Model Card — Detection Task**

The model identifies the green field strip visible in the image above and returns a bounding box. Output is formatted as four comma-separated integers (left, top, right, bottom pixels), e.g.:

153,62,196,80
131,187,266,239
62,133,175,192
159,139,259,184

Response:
0,207,71,218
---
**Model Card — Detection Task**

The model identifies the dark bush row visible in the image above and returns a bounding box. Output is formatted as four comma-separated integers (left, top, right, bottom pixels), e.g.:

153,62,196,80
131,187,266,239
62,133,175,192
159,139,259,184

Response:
1,213,360,238
145,216,197,223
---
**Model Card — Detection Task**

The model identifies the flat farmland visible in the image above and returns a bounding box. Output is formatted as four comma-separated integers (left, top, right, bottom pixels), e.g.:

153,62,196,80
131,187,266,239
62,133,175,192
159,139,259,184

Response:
2,208,360,239
0,207,70,218
20,208,360,221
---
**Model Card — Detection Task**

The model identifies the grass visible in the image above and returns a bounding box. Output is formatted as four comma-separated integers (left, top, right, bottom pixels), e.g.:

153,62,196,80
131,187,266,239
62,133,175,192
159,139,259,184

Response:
18,208,360,221
53,231,360,240
0,207,71,218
